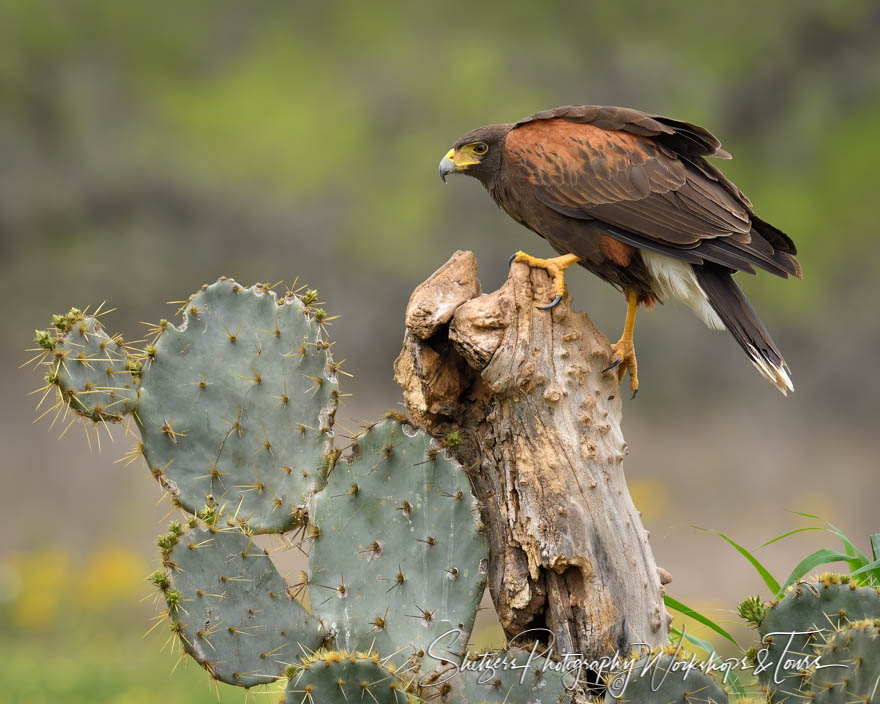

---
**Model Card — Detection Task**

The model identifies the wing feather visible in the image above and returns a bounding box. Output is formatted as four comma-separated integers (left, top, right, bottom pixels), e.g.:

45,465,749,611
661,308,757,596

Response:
505,109,800,278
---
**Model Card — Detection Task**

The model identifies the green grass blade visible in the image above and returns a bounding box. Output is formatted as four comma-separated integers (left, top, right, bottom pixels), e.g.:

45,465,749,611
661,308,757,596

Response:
778,548,853,593
869,534,880,584
670,626,717,655
870,534,880,562
788,511,868,571
829,526,866,573
663,595,740,648
760,526,822,547
789,511,822,520
840,541,865,575
699,527,780,596
850,557,880,578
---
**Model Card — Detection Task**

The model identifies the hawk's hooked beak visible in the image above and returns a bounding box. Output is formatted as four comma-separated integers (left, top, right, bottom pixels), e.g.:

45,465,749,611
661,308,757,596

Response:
439,149,456,183
438,148,480,183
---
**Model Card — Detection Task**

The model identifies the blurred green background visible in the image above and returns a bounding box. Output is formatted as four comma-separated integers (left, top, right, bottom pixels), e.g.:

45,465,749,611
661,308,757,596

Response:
2,1,879,701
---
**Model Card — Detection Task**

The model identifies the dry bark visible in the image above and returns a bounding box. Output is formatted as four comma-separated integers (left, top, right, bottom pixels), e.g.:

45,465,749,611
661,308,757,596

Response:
394,250,671,666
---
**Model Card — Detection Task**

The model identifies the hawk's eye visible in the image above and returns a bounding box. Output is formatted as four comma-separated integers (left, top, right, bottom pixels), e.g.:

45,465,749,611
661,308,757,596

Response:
472,142,488,155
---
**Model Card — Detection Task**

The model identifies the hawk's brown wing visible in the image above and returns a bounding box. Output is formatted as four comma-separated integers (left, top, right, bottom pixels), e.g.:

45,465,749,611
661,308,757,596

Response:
504,106,800,278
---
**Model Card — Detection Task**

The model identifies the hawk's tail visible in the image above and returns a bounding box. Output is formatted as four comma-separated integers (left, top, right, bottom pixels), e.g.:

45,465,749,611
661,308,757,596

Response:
694,264,794,396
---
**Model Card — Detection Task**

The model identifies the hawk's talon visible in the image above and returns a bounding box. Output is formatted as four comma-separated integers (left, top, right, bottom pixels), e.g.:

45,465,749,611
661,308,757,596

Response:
537,295,563,310
602,357,623,373
604,291,640,396
510,250,580,308
607,338,638,394
507,252,517,269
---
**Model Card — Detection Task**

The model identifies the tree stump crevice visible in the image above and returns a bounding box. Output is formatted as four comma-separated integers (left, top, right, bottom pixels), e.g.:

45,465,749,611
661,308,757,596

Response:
394,250,669,662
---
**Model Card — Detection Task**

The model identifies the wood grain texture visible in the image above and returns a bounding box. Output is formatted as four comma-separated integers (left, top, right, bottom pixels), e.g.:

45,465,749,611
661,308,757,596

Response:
394,251,671,671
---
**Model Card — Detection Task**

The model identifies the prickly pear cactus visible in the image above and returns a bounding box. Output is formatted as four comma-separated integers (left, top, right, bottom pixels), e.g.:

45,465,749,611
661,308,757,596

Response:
420,647,574,703
755,574,880,702
284,650,414,704
31,279,339,533
152,513,323,687
604,650,729,704
138,279,338,533
308,419,488,668
26,280,504,699
33,307,139,423
807,619,880,704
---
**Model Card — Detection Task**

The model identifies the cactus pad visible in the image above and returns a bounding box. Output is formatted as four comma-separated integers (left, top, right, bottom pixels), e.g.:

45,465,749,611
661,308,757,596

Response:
308,419,488,668
137,279,338,533
807,619,880,704
284,649,412,704
757,575,880,702
36,309,139,423
604,651,729,704
156,518,323,688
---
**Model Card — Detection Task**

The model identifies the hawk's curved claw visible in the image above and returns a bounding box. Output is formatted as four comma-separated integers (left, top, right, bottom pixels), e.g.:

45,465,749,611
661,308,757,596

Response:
507,253,517,269
602,357,623,373
537,295,563,310
509,251,580,309
605,336,639,394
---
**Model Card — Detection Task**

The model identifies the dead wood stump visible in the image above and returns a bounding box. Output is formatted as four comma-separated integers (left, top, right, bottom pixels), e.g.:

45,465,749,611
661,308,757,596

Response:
394,250,671,664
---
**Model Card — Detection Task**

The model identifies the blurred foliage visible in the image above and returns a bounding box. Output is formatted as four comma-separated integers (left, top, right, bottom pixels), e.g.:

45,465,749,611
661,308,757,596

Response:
2,0,880,299
5,547,73,631
2,545,147,630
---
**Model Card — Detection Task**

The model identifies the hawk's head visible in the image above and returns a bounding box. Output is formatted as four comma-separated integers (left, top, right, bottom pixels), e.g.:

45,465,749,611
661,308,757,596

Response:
439,123,512,186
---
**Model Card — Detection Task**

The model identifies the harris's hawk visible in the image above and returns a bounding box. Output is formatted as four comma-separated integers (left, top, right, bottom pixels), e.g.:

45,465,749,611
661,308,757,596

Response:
438,105,801,396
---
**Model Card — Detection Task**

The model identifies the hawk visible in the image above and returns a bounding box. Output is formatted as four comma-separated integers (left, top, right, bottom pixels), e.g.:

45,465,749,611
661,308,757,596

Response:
438,105,801,396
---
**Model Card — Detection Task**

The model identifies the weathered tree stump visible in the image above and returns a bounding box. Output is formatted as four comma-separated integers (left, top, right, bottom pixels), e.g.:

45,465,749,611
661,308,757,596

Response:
394,251,670,667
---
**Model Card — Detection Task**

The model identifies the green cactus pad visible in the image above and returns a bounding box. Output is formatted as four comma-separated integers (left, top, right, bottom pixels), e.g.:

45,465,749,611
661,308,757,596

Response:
39,310,139,422
137,278,338,533
308,419,488,669
284,649,413,704
158,520,323,688
756,575,880,702
605,651,729,704
808,619,880,704
420,647,574,703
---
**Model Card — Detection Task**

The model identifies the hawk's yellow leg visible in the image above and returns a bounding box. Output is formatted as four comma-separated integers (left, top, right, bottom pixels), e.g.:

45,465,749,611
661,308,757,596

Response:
604,291,639,396
511,251,580,309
